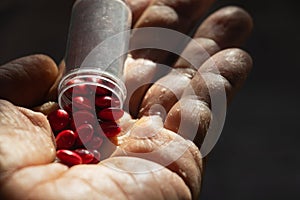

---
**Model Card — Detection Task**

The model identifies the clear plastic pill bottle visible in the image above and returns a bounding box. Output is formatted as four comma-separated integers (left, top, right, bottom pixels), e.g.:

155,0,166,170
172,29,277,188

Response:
58,0,131,109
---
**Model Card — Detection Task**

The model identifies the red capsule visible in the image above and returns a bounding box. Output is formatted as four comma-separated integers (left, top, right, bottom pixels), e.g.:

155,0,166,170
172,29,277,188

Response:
90,150,101,164
73,96,93,110
92,149,101,160
73,131,83,147
101,79,115,88
88,84,111,96
56,130,76,149
86,136,103,150
94,123,105,137
85,77,101,83
73,84,89,95
96,86,111,96
63,104,73,115
66,79,88,96
97,108,124,121
72,110,96,126
57,149,82,166
48,109,70,132
95,96,120,109
69,120,76,131
67,78,84,86
86,77,114,88
87,84,97,94
74,149,94,164
90,158,100,164
100,122,121,137
75,123,94,144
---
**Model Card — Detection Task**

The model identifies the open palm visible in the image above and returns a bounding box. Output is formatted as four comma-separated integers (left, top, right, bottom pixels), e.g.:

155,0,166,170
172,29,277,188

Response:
0,0,253,199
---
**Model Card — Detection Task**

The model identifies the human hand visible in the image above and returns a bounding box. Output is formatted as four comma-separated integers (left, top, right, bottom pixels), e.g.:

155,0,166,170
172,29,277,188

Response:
0,0,253,199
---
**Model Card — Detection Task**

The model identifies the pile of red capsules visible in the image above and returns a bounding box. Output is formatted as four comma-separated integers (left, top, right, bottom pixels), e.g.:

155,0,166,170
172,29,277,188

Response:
47,78,124,166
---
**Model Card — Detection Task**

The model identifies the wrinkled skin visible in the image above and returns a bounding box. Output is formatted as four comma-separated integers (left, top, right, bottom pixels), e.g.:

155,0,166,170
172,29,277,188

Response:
0,1,253,199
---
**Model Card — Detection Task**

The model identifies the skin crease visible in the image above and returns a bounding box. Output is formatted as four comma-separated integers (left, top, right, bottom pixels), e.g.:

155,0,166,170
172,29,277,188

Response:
0,1,253,200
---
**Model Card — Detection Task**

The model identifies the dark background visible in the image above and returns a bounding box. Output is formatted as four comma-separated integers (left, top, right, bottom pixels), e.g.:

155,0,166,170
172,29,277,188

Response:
0,0,299,199
201,1,300,199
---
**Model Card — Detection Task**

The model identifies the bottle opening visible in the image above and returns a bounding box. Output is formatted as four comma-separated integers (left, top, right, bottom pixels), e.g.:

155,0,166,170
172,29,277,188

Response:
58,69,126,110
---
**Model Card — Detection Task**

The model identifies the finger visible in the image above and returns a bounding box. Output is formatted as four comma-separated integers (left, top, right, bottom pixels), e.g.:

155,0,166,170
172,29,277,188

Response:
113,116,203,199
174,37,220,70
124,56,157,117
138,68,193,118
195,6,253,48
134,0,215,30
0,100,56,175
175,6,253,69
192,48,253,104
0,55,58,107
131,0,215,62
126,0,151,25
164,49,252,147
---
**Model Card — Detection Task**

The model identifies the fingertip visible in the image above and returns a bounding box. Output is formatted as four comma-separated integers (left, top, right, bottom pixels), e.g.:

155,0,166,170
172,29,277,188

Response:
124,57,157,117
164,97,212,147
138,69,191,118
200,48,253,89
174,37,220,69
196,6,253,48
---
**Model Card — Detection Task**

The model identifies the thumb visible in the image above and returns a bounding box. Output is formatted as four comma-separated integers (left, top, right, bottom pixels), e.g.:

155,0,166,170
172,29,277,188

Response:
0,55,58,107
0,100,56,175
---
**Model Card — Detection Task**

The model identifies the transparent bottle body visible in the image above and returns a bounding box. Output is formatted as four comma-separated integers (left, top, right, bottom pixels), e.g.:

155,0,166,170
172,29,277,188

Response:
58,0,131,109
